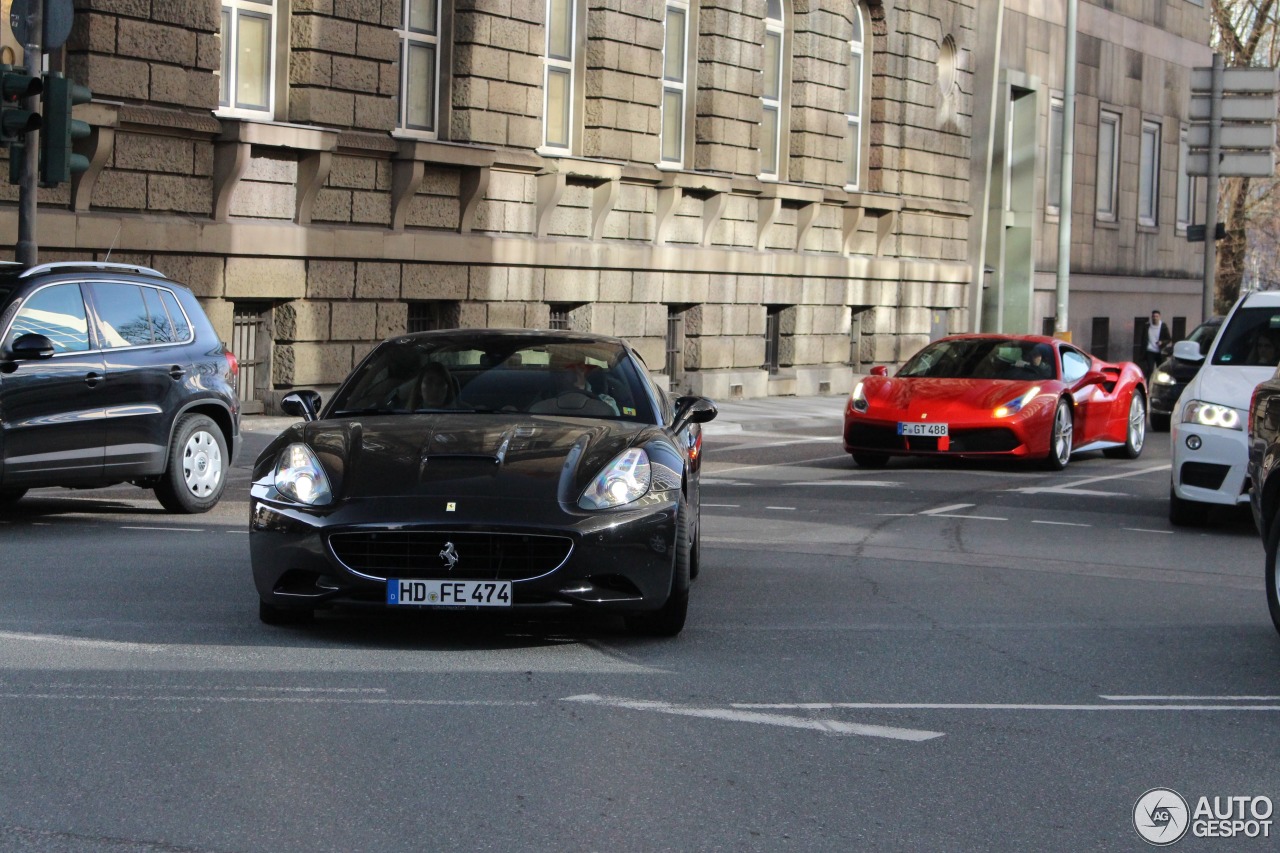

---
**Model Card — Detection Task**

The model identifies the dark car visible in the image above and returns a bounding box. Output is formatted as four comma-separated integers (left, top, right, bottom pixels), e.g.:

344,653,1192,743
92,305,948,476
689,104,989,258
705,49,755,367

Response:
1247,364,1280,637
1148,316,1223,431
249,329,717,636
0,261,241,512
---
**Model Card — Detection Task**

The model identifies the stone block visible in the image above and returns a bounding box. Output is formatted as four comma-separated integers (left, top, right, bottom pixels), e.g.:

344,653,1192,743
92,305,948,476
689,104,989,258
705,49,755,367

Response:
331,301,378,340
115,133,194,174
275,301,331,342
458,301,487,328
486,302,525,329
376,301,408,339
352,190,391,225
599,269,631,302
633,271,663,302
663,272,709,304
117,19,196,65
355,262,401,299
147,175,212,215
406,195,461,229
149,65,192,107
403,264,468,300
290,89,356,127
92,170,148,210
312,188,354,222
199,298,234,347
153,255,224,298
154,0,221,30
230,181,295,219
307,260,356,299
525,302,550,329
227,258,307,300
506,266,545,301
335,0,381,24
355,94,397,130
290,342,355,386
292,14,358,52
544,267,599,303
469,266,508,300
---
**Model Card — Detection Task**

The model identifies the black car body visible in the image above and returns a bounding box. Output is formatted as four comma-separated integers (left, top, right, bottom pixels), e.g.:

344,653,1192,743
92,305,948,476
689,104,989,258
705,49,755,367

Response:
0,261,241,512
1247,367,1280,636
249,329,717,636
1149,317,1222,431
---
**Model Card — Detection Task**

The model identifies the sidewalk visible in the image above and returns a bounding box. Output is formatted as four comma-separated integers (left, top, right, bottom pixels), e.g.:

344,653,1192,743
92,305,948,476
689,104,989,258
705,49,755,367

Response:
237,393,849,440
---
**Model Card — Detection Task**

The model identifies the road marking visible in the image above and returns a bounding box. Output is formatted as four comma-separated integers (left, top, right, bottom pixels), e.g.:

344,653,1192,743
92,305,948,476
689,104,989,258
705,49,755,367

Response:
1032,520,1091,527
734,701,1280,712
702,503,741,508
1123,528,1173,535
564,694,944,742
121,526,204,532
0,691,538,708
1014,487,1129,496
876,513,917,517
921,503,974,515
1101,695,1280,701
705,453,853,478
914,503,1007,521
1010,463,1172,495
766,506,796,511
784,481,900,488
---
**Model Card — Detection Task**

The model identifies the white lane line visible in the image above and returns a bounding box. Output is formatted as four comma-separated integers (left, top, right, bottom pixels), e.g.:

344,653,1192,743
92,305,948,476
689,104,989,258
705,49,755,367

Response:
0,692,538,707
929,514,1008,521
1009,463,1172,495
702,504,741,508
564,694,944,742
705,453,854,478
1032,520,1091,527
1065,464,1172,486
121,526,204,532
876,513,917,517
1014,487,1129,497
921,503,974,515
766,506,796,511
1123,527,1173,535
733,702,1280,712
1100,695,1280,701
783,481,900,488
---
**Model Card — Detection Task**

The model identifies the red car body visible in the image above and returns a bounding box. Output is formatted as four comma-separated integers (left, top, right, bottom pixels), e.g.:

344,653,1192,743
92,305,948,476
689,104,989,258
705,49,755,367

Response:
842,334,1148,469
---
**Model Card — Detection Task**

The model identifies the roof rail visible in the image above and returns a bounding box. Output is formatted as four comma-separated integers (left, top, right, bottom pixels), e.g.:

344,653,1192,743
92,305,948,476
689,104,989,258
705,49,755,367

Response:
18,261,167,279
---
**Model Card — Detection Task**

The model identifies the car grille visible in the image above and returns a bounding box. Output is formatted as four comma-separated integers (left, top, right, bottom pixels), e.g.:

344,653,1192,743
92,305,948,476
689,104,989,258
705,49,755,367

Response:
846,424,1020,453
845,423,901,450
1179,461,1229,491
327,530,574,581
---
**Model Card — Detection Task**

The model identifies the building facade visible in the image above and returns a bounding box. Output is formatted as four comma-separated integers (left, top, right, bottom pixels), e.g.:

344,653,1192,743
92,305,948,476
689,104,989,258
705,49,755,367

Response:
0,0,1209,412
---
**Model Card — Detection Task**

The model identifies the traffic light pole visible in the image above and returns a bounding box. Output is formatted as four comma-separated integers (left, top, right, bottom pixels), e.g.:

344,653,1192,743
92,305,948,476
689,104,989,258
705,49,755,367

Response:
16,0,41,266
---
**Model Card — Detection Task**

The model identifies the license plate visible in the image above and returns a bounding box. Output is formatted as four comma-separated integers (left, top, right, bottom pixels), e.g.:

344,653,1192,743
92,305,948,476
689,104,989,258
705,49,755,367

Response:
387,579,512,607
898,422,948,437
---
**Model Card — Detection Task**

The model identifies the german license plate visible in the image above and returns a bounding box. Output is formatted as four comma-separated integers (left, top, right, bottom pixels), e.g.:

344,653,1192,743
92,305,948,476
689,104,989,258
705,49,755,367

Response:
898,422,948,437
387,579,511,607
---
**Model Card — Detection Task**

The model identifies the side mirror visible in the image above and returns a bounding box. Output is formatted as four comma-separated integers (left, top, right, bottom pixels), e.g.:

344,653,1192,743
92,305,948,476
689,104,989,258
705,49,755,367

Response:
1172,340,1204,363
1079,369,1107,387
870,365,889,377
281,390,323,422
673,395,717,432
10,333,55,360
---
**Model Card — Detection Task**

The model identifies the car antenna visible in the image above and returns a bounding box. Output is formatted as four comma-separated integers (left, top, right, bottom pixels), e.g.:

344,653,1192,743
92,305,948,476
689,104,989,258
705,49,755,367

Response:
102,222,122,261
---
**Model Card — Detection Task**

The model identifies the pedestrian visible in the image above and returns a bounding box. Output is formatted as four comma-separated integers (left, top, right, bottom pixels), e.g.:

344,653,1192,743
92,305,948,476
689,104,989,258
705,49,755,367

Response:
1145,309,1171,378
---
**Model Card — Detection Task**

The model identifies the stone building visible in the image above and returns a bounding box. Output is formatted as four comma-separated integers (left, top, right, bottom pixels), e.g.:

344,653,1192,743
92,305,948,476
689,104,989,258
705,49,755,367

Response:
0,0,1208,412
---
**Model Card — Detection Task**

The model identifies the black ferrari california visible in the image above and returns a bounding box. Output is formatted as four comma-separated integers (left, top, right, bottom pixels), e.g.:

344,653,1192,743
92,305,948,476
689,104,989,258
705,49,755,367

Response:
250,329,717,636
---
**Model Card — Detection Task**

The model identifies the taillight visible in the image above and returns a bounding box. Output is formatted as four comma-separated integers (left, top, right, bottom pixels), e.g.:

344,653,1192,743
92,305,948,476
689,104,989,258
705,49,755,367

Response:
225,349,239,385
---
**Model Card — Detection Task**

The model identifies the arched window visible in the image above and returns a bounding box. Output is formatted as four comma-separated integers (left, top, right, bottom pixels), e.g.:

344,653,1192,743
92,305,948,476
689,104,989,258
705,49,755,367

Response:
398,0,442,136
760,0,784,179
846,4,869,189
543,0,579,151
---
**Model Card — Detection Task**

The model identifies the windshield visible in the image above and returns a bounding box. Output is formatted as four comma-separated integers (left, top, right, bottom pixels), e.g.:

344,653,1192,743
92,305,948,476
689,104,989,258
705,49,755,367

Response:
1211,306,1280,367
1184,320,1221,356
327,336,657,422
898,338,1057,380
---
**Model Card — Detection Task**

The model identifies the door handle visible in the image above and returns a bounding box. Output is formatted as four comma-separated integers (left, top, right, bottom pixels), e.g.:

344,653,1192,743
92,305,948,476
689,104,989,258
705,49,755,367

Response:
84,372,103,388
169,365,187,380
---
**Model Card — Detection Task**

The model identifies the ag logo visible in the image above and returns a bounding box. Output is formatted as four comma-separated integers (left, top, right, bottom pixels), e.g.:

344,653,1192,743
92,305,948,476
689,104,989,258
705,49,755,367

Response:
1134,788,1190,846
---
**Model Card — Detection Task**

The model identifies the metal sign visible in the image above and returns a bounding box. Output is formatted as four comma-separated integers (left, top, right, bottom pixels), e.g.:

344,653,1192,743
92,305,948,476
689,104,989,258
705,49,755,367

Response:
1187,124,1275,149
9,0,74,50
1186,152,1276,177
1191,66,1279,93
1190,96,1277,123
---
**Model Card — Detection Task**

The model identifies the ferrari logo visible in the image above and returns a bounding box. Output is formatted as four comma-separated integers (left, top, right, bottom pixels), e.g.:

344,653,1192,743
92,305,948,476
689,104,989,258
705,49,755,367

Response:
439,541,459,570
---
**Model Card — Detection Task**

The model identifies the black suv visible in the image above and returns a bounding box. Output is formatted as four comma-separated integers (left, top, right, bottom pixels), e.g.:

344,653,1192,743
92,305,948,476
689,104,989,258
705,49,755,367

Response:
0,261,241,512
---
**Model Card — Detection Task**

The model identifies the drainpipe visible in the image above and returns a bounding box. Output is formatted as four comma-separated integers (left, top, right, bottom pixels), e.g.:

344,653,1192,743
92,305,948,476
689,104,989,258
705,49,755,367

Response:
1054,0,1077,341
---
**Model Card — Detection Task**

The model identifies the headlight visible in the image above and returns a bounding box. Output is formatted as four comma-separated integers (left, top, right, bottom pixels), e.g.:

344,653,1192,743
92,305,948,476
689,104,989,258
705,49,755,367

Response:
1153,370,1175,385
274,443,334,505
579,448,651,510
1181,400,1242,430
994,386,1040,418
850,381,868,412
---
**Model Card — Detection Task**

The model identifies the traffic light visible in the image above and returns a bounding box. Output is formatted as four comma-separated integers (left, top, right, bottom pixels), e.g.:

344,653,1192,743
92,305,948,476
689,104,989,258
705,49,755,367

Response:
0,64,42,144
39,72,91,187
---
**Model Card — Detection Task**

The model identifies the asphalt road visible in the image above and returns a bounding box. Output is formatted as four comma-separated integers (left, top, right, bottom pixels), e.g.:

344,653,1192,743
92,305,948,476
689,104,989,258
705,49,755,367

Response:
1,412,1276,852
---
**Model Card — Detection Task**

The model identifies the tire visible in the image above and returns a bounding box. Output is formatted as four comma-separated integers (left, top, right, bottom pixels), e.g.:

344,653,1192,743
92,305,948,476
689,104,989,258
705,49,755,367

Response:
1104,392,1146,459
626,506,691,637
1149,412,1170,433
154,414,228,514
851,452,890,469
1043,399,1073,471
0,488,27,505
1169,486,1202,527
1266,507,1280,637
259,599,314,626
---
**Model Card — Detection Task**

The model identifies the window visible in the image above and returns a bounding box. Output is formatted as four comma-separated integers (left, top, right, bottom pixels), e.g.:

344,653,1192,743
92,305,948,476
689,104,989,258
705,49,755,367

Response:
1096,109,1120,221
1090,316,1110,360
665,305,688,390
9,283,89,353
219,0,277,116
660,1,691,167
764,305,784,373
1177,125,1195,230
89,283,155,348
232,302,272,412
543,0,578,151
760,0,784,179
1047,97,1063,214
548,304,572,330
1061,348,1090,383
398,0,441,135
845,5,868,189
1139,119,1160,227
407,301,459,332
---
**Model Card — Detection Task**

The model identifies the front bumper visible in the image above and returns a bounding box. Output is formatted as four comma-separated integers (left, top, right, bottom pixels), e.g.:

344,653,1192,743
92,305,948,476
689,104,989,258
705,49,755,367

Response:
843,415,1037,458
249,490,680,614
1170,421,1249,506
1149,382,1186,417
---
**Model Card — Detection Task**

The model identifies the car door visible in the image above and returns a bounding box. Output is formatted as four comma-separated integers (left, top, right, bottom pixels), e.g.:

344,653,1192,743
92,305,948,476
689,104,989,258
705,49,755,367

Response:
1061,346,1103,444
86,280,193,478
0,281,107,485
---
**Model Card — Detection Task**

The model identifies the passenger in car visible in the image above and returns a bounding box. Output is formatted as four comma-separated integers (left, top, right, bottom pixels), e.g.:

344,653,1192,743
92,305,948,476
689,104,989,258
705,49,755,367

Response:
416,362,457,409
1252,333,1279,367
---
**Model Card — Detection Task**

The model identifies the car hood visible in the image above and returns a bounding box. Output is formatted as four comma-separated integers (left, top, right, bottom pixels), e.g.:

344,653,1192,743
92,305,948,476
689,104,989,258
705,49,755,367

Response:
864,376,1048,417
1185,364,1276,410
1157,355,1204,383
256,414,658,503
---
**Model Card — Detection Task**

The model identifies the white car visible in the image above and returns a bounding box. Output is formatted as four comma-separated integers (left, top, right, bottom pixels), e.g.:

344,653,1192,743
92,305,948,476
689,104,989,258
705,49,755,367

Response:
1170,290,1280,525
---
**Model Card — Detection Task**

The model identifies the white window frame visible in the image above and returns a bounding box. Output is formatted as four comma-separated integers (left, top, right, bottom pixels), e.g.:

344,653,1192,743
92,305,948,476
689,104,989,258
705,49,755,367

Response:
759,0,784,180
218,0,278,118
659,0,691,168
542,0,577,153
844,4,867,190
397,0,442,137
1138,118,1160,227
1046,96,1064,215
1176,124,1195,231
1096,108,1120,222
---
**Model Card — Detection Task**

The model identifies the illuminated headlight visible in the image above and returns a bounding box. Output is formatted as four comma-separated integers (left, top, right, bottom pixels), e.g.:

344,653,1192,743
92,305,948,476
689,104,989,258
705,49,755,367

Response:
1181,400,1242,430
994,386,1040,418
850,381,868,413
1153,370,1176,385
579,448,651,510
273,443,334,505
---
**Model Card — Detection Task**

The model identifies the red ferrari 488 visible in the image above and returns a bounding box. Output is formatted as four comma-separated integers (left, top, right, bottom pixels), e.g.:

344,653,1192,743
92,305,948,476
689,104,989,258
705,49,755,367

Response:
842,335,1148,470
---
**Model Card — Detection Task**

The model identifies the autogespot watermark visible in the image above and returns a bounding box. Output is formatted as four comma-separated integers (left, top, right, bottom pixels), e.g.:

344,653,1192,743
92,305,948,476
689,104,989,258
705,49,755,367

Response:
1133,788,1274,845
